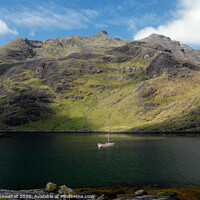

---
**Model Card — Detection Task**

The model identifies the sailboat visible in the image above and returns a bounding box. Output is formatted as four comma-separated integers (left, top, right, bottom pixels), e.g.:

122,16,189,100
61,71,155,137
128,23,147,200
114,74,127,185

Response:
98,120,114,148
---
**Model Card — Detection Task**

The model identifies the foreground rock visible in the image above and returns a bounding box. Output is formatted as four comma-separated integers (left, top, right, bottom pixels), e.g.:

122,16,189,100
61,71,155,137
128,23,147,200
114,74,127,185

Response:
0,189,179,200
0,182,92,200
0,189,59,200
45,182,57,192
135,189,148,196
0,188,179,200
0,183,180,200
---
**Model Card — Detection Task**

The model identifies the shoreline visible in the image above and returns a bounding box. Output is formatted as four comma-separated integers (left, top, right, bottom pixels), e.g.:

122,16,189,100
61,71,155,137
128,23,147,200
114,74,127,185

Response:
0,185,200,200
1,129,200,135
75,184,200,200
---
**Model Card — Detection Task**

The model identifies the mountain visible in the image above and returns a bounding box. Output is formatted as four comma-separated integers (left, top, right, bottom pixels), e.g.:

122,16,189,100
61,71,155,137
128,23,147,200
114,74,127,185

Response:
1,31,200,132
0,30,129,64
140,33,200,63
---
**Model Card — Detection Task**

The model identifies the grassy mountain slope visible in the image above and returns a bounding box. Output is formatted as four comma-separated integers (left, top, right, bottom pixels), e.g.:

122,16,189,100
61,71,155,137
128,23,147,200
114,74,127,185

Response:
1,32,200,131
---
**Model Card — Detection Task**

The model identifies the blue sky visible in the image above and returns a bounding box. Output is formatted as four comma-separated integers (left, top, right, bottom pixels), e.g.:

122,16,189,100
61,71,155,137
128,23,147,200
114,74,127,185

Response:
0,0,200,49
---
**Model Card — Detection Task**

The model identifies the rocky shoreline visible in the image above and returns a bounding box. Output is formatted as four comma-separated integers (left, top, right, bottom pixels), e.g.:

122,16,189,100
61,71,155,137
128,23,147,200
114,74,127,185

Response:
1,182,200,200
0,182,182,200
0,189,178,200
0,190,179,200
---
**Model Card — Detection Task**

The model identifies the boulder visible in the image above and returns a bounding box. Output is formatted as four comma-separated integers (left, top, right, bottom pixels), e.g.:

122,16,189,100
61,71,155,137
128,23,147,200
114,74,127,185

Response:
96,195,105,200
135,189,148,196
45,182,57,192
57,185,74,195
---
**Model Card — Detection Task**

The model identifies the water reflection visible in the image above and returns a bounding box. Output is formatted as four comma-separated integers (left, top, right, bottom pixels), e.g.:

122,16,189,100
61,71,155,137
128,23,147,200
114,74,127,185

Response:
98,146,114,158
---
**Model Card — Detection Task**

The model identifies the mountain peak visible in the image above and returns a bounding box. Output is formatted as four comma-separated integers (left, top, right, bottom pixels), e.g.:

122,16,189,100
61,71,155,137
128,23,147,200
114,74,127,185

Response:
94,30,108,38
139,33,200,63
149,33,170,39
141,33,174,44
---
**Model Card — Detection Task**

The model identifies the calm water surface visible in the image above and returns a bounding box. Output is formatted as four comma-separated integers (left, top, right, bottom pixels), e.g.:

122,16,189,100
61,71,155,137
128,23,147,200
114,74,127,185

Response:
0,133,200,189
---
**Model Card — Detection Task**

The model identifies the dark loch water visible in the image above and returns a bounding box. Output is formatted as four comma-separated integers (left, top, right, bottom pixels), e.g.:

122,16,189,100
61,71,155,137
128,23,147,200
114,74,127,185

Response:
0,133,200,189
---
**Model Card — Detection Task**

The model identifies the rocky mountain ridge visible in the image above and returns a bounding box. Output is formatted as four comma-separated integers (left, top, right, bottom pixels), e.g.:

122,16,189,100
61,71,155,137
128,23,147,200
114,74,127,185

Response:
140,33,200,63
1,31,200,131
0,31,129,64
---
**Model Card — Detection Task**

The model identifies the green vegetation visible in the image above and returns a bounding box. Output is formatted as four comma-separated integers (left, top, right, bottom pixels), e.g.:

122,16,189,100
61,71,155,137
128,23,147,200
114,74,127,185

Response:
1,32,200,132
1,55,199,132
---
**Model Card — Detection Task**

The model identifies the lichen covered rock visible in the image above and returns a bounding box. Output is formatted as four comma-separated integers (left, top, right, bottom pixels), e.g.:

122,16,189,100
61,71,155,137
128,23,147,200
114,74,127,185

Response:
45,182,57,192
57,185,74,195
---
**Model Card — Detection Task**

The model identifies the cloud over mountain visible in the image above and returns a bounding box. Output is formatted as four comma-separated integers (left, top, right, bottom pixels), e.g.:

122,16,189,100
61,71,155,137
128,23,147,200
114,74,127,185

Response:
134,0,200,46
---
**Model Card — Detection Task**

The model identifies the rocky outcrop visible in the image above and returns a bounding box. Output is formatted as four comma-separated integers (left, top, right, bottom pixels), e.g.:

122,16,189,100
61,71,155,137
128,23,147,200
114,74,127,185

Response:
140,33,200,63
0,31,130,64
113,41,171,58
146,52,200,78
146,53,179,77
94,30,108,38
0,38,42,63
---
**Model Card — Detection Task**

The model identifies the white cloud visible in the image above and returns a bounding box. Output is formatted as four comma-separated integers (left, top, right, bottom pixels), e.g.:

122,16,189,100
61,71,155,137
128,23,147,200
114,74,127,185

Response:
134,0,200,45
127,19,137,32
30,31,35,37
96,23,108,29
0,19,18,35
0,5,98,31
